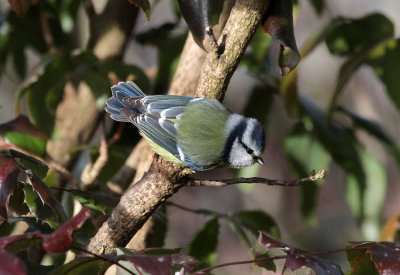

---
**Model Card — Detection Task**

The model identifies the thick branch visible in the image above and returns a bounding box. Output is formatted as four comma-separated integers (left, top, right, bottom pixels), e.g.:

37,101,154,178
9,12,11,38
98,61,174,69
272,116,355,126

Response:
187,170,326,187
196,0,270,100
86,155,193,254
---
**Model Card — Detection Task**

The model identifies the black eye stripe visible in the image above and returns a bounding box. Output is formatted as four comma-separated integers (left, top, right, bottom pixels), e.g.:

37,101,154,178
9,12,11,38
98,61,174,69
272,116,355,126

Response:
239,140,254,155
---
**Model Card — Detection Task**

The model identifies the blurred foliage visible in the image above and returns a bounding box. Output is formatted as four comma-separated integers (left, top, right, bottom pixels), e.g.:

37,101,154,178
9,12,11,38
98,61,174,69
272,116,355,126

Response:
0,0,399,274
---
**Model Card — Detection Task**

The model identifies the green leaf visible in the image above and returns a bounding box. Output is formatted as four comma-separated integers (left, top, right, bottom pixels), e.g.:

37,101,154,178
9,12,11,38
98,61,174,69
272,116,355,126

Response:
233,210,279,239
327,48,368,118
346,147,386,240
0,116,47,157
346,243,379,274
339,107,400,164
366,38,400,112
21,54,70,136
188,217,219,268
128,0,151,20
4,132,46,157
325,13,394,56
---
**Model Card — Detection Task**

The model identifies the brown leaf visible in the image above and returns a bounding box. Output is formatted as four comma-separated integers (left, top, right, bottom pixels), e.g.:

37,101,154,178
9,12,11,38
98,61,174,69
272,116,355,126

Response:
263,0,300,75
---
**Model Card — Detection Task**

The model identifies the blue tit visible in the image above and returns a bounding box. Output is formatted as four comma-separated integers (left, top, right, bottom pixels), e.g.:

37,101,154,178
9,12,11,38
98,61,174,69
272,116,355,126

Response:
105,81,266,170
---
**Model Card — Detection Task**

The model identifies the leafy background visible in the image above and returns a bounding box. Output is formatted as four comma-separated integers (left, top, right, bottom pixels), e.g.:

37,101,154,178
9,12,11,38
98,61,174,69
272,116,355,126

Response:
0,0,400,274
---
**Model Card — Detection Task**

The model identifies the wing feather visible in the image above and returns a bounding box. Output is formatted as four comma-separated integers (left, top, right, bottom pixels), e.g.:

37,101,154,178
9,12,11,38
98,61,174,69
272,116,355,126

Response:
120,109,179,158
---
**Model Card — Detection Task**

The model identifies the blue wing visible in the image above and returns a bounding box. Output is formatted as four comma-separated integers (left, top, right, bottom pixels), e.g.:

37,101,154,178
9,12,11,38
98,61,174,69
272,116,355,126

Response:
105,81,146,122
106,81,195,160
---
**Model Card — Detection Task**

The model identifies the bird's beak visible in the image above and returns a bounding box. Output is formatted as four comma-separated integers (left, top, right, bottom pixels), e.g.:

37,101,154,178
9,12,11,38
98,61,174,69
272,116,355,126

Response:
256,157,264,165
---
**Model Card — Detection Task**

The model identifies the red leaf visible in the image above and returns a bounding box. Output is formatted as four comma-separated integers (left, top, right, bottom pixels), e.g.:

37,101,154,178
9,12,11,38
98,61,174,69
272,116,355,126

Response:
0,155,20,219
41,207,91,253
125,255,172,274
0,250,27,275
7,0,38,17
263,0,300,75
369,243,400,274
0,233,40,275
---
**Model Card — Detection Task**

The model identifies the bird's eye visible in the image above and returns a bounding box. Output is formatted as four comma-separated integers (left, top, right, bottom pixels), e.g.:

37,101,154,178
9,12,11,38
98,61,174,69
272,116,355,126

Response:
246,148,254,154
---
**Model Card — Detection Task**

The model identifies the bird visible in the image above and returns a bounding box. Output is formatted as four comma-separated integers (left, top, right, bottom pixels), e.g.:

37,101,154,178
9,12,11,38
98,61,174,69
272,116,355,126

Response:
105,81,266,170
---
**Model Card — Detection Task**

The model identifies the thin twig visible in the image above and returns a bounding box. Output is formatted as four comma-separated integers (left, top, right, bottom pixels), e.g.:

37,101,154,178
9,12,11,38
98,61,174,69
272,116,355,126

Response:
187,170,326,187
81,135,109,187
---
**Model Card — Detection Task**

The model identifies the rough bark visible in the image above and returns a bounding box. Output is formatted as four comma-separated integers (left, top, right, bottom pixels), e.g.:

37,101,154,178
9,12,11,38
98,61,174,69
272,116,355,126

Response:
86,155,193,254
86,0,269,254
197,0,269,100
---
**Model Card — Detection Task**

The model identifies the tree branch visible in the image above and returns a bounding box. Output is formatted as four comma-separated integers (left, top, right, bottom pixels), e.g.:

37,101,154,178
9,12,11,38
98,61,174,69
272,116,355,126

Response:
86,155,194,254
187,170,326,187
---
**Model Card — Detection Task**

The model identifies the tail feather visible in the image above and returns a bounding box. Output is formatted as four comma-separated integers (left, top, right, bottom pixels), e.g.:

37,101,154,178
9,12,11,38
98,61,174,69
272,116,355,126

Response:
105,81,146,122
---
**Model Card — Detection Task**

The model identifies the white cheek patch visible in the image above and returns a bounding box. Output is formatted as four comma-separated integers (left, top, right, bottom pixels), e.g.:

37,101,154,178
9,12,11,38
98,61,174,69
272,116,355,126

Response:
228,139,254,168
